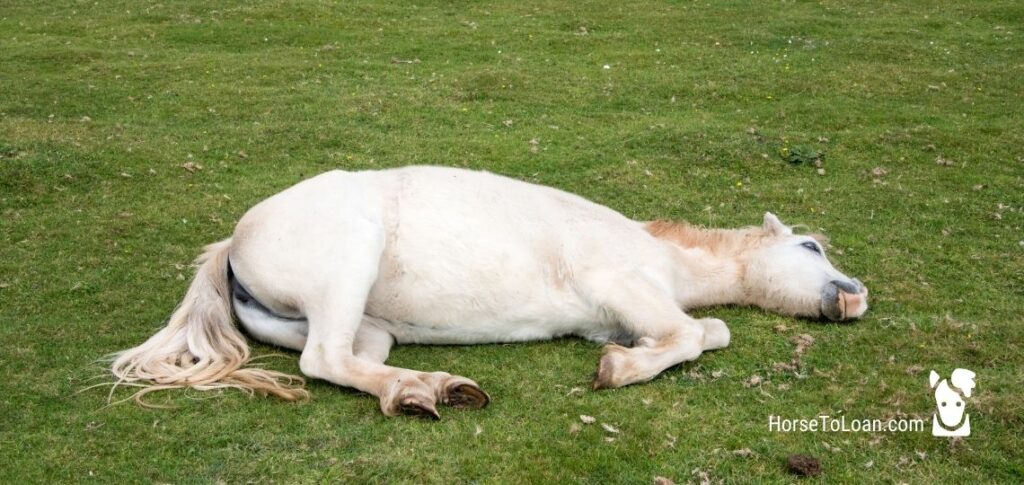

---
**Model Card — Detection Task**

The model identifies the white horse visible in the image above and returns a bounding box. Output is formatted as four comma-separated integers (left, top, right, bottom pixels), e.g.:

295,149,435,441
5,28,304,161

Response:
112,165,868,417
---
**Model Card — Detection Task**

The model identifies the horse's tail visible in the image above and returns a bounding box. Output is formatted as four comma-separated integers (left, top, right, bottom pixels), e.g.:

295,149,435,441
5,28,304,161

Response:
110,238,308,406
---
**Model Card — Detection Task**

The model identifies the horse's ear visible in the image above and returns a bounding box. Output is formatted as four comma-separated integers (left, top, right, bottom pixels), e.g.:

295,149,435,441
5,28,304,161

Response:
762,212,792,236
929,370,941,388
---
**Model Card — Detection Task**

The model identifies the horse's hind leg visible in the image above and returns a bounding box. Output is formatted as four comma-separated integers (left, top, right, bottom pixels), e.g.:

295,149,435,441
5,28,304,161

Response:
304,303,489,417
585,274,731,389
297,233,488,418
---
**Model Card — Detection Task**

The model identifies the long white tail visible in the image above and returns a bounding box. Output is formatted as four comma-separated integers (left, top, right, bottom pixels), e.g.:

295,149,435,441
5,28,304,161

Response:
110,238,308,405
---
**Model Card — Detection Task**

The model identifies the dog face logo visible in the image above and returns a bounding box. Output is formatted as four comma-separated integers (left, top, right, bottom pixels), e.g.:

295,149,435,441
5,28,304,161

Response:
929,368,975,437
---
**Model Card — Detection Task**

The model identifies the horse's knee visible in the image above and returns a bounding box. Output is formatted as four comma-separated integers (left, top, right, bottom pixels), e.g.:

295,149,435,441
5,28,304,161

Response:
661,321,706,360
670,336,704,362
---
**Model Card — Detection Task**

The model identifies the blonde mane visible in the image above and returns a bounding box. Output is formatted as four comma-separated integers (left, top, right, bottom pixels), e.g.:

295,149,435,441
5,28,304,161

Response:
644,220,829,254
643,220,773,254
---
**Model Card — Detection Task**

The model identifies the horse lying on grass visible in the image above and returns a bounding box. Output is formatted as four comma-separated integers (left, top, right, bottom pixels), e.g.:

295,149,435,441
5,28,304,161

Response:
111,165,868,417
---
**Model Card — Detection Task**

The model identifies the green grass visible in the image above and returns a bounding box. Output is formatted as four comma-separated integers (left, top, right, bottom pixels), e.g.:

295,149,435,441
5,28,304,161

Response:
2,0,1022,482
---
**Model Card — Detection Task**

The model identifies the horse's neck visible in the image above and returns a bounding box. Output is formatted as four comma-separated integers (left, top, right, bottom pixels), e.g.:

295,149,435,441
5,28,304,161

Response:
643,221,752,309
666,246,746,309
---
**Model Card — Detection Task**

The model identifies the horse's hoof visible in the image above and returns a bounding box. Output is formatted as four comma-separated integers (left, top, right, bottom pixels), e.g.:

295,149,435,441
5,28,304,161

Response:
398,396,441,419
381,380,440,418
444,382,490,409
593,344,626,390
438,375,490,409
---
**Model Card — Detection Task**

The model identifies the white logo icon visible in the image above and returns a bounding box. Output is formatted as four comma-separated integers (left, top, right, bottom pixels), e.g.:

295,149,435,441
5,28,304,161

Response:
929,368,975,437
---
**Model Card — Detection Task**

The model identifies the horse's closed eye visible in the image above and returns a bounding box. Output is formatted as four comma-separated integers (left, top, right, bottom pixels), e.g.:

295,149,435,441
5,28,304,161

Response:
800,241,821,254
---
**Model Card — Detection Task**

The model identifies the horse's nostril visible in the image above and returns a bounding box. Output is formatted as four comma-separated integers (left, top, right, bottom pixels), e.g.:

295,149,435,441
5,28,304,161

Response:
820,282,843,321
850,278,868,294
831,279,860,294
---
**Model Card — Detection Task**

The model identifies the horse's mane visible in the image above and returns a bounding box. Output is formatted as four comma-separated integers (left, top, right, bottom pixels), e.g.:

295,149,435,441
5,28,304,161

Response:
644,220,830,254
644,220,769,254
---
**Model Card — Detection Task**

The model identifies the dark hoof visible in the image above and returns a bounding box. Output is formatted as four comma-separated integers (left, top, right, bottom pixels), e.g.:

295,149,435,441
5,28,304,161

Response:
444,382,490,409
592,345,623,390
593,359,614,390
399,397,440,419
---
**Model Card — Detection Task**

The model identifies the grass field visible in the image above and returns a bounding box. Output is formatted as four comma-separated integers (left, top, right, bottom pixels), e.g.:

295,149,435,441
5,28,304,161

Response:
2,0,1022,482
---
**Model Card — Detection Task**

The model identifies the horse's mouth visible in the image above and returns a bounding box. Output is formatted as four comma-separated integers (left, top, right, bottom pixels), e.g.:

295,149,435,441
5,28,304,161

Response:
820,279,868,321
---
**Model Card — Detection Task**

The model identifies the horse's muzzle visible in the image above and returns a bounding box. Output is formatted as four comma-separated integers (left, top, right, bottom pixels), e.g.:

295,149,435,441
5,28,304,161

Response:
821,279,869,321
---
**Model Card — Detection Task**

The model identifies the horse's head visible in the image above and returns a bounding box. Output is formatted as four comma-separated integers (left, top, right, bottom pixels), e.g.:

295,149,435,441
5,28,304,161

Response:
742,213,868,321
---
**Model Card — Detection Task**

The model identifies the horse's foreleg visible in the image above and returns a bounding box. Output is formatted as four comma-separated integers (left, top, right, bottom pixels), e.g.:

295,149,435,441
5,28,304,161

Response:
586,274,731,389
353,316,395,363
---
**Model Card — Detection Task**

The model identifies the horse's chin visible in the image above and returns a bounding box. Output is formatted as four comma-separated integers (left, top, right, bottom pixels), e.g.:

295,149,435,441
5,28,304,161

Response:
820,279,868,321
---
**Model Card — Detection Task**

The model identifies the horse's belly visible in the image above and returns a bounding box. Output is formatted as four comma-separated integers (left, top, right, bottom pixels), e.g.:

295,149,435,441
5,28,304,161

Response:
371,313,606,345
365,278,618,345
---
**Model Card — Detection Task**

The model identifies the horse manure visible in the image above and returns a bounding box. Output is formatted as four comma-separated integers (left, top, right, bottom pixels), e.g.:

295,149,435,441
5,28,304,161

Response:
786,454,821,477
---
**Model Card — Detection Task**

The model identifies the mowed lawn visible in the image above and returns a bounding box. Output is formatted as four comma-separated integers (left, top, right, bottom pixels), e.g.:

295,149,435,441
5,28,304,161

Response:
1,0,1022,482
